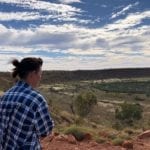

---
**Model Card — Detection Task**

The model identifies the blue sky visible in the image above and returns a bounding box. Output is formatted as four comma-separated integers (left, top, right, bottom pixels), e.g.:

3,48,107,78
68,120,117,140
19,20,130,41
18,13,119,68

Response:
0,0,149,71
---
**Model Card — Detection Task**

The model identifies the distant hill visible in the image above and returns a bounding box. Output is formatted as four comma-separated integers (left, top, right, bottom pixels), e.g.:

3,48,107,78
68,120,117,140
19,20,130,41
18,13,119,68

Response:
42,68,150,84
0,68,150,89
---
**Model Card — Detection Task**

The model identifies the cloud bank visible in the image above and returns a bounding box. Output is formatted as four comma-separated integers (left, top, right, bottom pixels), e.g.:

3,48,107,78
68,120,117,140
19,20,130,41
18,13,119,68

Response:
0,0,149,71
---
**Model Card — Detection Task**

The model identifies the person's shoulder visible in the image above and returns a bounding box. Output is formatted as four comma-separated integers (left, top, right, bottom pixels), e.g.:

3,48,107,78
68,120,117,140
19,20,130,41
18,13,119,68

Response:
30,89,43,99
30,89,46,105
19,90,44,111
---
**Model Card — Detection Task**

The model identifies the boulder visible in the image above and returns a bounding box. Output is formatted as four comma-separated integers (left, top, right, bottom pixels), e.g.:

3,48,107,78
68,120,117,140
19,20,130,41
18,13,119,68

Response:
122,140,133,149
138,130,150,139
89,141,98,147
55,134,68,142
67,134,77,144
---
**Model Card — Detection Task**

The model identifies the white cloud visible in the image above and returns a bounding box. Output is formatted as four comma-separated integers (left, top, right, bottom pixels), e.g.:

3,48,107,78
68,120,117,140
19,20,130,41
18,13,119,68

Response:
0,9,149,55
0,46,34,53
0,8,150,71
1,52,149,72
64,48,106,56
0,0,81,14
0,11,90,24
0,12,42,21
0,0,92,25
0,54,22,72
58,0,82,4
111,2,139,19
107,11,150,31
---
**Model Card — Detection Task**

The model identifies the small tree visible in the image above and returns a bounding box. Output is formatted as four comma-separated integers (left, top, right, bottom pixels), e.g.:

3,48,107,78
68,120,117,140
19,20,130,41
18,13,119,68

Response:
75,92,97,117
115,101,143,125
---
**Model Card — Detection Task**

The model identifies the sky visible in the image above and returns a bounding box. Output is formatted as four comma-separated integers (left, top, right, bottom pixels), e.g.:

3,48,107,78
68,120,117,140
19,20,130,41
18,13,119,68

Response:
0,0,149,71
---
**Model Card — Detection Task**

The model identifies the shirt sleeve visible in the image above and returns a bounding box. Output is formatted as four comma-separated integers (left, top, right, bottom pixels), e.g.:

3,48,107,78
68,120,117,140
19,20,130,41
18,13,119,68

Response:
34,97,54,138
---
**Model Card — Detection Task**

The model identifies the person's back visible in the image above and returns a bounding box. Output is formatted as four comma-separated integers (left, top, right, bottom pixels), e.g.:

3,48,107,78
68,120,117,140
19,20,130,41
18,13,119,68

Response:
0,57,54,150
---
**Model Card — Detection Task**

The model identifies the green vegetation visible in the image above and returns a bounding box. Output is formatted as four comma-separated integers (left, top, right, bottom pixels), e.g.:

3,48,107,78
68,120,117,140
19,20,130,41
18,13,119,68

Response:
64,125,93,141
93,81,150,95
64,125,86,141
115,102,143,125
94,136,106,143
112,137,124,146
74,92,97,117
0,71,150,144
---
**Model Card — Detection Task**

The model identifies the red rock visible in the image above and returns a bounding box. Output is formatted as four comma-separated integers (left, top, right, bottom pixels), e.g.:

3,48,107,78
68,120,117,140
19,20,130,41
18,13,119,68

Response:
89,141,98,147
48,133,55,142
138,130,150,139
122,140,133,149
67,134,77,144
55,134,68,142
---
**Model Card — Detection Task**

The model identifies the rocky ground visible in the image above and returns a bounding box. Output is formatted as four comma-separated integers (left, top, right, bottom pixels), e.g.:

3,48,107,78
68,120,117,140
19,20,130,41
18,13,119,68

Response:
41,130,150,150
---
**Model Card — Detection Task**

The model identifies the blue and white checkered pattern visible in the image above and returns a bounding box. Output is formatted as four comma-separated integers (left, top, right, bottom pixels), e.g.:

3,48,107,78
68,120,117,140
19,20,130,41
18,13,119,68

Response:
0,80,54,150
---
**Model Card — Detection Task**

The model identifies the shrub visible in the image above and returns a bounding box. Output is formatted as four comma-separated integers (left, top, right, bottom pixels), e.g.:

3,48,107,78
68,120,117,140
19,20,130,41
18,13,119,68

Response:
134,96,145,101
74,116,84,125
124,128,134,135
107,133,118,140
115,102,143,125
74,91,97,117
94,136,106,143
64,125,86,141
112,137,124,146
112,121,123,130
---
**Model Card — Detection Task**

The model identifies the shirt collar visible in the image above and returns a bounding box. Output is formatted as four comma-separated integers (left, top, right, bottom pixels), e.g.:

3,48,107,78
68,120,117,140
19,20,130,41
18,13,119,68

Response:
16,80,32,90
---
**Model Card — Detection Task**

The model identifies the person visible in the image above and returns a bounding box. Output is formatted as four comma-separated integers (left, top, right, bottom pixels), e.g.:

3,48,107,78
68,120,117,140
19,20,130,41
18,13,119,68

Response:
0,57,54,150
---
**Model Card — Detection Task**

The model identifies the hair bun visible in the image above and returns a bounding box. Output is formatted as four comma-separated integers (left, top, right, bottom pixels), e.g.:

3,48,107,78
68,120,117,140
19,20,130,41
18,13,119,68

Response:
12,59,20,67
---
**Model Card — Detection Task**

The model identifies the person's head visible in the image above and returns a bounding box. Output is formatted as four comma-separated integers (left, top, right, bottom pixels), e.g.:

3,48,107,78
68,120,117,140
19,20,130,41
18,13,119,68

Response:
11,57,43,88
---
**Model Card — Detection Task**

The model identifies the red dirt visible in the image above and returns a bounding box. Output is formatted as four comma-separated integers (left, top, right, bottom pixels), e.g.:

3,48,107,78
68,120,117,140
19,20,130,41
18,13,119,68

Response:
41,131,150,150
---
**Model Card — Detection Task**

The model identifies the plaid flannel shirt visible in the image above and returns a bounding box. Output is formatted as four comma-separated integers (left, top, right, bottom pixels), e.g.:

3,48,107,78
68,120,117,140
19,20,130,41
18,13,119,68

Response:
0,80,54,150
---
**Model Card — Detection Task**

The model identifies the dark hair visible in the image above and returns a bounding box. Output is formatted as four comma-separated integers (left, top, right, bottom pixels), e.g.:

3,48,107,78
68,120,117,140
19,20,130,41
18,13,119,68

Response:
11,57,43,79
